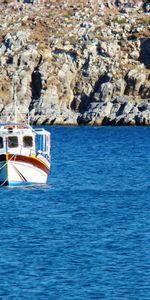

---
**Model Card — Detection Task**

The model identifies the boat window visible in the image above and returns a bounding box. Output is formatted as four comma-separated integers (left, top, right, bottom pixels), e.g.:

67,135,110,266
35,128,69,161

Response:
8,136,18,148
0,137,3,149
23,136,33,147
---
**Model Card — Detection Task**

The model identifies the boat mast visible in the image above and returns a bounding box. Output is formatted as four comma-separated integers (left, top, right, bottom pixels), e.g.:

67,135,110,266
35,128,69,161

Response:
13,84,18,123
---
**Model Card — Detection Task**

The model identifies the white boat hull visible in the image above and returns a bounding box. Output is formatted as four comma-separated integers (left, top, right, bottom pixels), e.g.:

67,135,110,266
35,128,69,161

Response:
0,154,50,186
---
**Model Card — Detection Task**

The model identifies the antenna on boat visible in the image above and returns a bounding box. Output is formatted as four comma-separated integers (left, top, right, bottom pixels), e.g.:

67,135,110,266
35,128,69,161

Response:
14,84,18,123
11,78,30,125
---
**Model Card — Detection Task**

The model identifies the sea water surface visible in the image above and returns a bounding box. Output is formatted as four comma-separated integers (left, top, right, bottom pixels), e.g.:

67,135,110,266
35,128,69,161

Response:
0,126,150,299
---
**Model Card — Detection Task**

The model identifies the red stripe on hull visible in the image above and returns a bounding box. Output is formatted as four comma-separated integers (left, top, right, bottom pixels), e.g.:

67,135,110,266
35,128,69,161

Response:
0,154,50,175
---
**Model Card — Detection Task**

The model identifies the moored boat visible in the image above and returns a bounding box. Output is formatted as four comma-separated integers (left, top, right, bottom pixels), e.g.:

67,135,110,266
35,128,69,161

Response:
0,122,51,186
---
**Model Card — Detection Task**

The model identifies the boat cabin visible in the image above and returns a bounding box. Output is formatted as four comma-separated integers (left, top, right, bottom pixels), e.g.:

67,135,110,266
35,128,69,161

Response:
0,123,50,159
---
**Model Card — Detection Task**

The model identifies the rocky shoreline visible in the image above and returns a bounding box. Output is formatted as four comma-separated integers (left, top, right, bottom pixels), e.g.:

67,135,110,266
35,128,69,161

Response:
0,1,150,125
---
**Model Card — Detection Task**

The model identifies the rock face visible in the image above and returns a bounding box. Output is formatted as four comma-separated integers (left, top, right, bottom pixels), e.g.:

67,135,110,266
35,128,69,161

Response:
0,0,150,125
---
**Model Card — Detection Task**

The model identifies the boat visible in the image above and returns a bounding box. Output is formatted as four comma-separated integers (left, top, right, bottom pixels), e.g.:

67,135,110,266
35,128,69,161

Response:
0,87,51,186
0,122,51,186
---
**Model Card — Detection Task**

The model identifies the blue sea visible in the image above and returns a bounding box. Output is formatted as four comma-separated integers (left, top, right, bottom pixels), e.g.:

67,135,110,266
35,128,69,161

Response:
0,126,150,299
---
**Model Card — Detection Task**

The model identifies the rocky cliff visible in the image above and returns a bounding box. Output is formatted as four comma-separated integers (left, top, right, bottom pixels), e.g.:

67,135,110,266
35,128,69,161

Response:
1,0,150,125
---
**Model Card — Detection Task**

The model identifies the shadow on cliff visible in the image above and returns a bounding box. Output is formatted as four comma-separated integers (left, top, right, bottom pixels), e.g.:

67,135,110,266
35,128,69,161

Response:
31,68,42,100
72,73,110,114
29,68,42,112
140,38,150,69
74,74,110,125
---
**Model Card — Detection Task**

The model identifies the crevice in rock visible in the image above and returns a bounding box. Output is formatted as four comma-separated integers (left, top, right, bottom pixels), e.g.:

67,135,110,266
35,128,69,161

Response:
140,38,150,69
93,74,110,94
31,67,42,100
82,56,90,77
17,57,21,67
124,74,136,95
71,73,110,113
7,56,13,64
